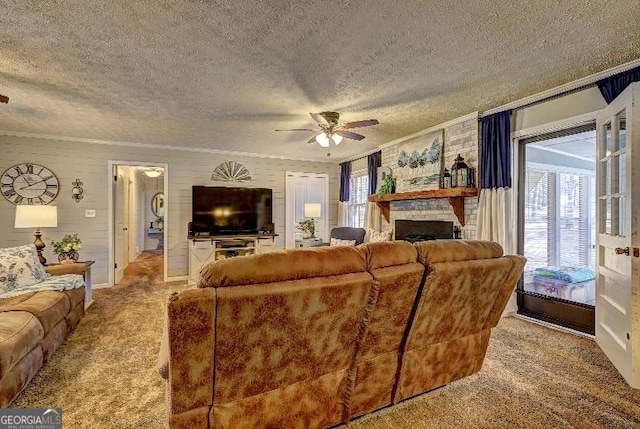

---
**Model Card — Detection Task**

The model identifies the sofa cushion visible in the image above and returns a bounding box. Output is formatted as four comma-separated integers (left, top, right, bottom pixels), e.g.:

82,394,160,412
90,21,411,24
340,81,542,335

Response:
199,246,367,288
0,244,49,293
6,291,71,335
0,293,36,312
414,239,503,264
0,311,44,379
361,241,417,270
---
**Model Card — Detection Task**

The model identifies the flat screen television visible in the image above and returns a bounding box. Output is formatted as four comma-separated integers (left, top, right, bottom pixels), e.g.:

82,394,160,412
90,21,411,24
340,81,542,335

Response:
191,186,272,235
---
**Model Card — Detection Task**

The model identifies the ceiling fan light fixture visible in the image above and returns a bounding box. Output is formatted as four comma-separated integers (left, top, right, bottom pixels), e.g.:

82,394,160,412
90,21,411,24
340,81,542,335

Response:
331,134,343,145
315,132,330,148
144,168,163,178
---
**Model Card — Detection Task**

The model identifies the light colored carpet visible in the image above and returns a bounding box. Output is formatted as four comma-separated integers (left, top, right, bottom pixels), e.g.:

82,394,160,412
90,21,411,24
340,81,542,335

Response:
12,252,640,428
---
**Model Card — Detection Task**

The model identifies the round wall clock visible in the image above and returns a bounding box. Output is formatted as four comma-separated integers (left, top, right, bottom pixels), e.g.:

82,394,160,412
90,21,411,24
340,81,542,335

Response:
1,163,60,205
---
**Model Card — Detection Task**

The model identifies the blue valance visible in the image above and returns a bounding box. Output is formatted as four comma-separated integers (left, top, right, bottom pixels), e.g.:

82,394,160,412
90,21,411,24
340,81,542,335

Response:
597,65,640,104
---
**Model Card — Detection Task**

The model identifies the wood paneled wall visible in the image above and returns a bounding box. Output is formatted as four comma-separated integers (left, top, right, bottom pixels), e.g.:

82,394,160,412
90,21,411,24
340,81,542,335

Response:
0,136,339,284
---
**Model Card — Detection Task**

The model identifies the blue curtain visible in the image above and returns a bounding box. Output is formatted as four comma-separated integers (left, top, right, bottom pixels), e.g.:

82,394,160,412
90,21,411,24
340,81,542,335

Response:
480,111,512,189
339,161,351,202
597,65,640,104
367,151,382,195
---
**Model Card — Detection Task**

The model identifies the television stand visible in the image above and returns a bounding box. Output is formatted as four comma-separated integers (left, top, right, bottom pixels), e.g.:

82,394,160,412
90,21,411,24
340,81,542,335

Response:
187,233,278,284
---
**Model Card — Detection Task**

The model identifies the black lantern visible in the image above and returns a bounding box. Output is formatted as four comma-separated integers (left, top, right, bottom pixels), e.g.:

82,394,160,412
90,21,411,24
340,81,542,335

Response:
439,168,451,189
450,154,475,188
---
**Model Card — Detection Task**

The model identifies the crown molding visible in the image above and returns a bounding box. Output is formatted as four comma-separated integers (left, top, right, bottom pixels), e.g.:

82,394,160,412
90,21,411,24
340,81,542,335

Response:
0,131,335,163
376,111,479,152
482,58,640,116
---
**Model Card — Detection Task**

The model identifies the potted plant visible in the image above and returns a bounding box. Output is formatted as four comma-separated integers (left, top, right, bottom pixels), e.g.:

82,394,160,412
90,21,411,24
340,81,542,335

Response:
296,219,316,239
51,233,82,264
377,168,396,195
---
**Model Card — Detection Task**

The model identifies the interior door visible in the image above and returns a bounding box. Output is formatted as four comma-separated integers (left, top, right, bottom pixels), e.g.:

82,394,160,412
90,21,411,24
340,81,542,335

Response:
114,171,126,283
595,82,639,388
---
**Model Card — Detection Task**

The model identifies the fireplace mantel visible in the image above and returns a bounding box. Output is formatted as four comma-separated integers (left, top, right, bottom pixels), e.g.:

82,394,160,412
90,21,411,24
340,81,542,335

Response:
368,188,479,226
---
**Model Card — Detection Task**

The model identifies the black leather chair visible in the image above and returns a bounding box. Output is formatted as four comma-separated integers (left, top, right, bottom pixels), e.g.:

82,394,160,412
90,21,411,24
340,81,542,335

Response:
329,227,367,245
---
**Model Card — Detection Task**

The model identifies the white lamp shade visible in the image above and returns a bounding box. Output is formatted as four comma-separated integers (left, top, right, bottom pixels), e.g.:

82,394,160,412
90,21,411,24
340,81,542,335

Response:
331,134,343,145
15,205,58,228
304,203,321,218
315,133,330,148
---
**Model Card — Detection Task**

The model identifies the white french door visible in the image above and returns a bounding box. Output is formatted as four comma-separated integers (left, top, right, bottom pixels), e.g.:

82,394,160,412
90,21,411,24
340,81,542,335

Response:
595,82,639,388
285,172,329,248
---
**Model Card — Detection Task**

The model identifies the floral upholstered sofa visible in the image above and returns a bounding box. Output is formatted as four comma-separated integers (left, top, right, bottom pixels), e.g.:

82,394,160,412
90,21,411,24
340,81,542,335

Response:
0,244,86,406
158,240,526,429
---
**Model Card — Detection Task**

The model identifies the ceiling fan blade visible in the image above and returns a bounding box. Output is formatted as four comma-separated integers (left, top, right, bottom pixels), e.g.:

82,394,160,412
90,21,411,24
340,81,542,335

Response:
335,130,366,141
275,128,315,132
306,134,319,144
310,112,329,127
338,119,379,129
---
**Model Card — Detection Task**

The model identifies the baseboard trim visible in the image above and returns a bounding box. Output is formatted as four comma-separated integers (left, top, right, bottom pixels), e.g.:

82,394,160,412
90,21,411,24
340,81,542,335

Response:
166,275,188,282
92,283,111,289
513,314,595,340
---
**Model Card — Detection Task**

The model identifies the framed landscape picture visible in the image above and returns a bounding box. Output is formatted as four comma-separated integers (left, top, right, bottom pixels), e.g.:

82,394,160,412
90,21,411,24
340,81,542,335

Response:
395,130,444,192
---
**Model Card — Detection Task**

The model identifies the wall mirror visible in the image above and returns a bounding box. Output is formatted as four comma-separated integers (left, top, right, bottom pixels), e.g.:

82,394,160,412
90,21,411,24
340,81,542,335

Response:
151,192,165,217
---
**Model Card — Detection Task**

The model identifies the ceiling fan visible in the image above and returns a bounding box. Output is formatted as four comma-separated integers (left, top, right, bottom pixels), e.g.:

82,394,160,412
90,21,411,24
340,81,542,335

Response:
276,111,379,155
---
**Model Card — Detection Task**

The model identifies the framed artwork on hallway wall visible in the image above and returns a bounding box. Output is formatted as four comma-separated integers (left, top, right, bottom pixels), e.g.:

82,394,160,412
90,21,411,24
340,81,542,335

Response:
395,130,444,192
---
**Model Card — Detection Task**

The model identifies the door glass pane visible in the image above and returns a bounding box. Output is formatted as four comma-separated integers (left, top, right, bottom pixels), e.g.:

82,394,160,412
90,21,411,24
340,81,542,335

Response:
611,154,620,195
619,152,626,195
619,196,626,237
604,197,612,235
617,109,627,150
605,158,611,195
605,121,612,154
522,130,596,305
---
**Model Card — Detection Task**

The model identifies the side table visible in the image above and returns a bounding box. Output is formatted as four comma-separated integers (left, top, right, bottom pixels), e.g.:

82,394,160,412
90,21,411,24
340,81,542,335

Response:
147,228,164,250
47,260,95,309
295,238,324,248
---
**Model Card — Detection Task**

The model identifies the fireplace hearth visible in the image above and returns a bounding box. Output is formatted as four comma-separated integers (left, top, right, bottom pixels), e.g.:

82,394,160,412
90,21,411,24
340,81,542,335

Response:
394,220,457,242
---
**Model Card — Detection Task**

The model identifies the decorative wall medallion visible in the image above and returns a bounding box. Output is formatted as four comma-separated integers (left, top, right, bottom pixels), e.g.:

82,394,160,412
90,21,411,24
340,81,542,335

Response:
211,161,252,182
395,130,443,192
1,163,60,205
71,179,84,203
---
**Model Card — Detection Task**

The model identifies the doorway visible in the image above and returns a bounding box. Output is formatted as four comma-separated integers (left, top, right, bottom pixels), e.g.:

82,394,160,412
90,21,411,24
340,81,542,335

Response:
285,172,329,248
108,161,168,286
517,125,597,334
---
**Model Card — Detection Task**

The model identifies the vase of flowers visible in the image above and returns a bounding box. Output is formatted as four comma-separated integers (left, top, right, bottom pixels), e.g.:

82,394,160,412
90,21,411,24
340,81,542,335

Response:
51,234,82,264
296,219,316,239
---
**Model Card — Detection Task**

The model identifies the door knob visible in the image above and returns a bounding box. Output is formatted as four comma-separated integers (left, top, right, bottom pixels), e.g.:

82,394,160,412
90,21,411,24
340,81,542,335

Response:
615,247,630,256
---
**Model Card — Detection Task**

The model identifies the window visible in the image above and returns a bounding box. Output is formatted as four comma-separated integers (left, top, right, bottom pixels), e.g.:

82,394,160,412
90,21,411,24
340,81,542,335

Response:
347,173,369,228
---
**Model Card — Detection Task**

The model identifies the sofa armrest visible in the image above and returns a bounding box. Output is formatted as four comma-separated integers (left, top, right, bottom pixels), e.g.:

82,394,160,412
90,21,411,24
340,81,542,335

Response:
157,309,170,380
45,264,86,276
161,288,216,416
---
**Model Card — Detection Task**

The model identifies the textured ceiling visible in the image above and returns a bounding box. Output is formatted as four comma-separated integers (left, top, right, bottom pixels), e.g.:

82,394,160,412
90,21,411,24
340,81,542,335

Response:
1,1,639,161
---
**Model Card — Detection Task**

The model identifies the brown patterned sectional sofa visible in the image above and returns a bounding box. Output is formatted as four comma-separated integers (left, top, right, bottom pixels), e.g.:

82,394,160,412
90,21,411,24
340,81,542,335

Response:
158,239,525,429
0,264,85,406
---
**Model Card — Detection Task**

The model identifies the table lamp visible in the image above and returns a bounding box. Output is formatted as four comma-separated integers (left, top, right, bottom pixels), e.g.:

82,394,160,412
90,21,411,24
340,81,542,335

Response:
304,203,321,239
15,205,58,265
